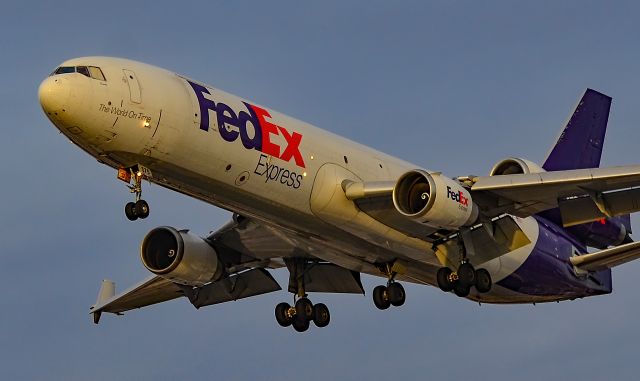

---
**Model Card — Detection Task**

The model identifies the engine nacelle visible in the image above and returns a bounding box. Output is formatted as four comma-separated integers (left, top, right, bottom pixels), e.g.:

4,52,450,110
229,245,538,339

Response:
568,218,630,249
489,157,545,176
392,170,479,229
140,226,223,286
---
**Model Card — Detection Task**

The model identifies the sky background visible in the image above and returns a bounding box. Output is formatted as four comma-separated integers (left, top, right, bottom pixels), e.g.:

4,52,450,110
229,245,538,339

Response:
2,1,640,380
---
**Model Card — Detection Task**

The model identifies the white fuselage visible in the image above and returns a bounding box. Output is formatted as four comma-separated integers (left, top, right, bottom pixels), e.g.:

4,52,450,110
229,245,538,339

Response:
40,57,545,302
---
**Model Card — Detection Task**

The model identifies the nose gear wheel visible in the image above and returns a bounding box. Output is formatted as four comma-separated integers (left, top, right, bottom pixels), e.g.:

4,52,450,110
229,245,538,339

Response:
118,165,151,221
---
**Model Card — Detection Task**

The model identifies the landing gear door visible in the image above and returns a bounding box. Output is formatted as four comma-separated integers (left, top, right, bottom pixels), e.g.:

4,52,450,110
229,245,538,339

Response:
123,69,142,104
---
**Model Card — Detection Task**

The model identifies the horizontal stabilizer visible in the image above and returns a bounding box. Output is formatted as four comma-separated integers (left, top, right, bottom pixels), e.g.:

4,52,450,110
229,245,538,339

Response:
570,241,640,271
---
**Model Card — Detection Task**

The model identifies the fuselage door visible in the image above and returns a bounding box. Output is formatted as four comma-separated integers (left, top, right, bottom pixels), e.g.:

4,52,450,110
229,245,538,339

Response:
123,69,142,103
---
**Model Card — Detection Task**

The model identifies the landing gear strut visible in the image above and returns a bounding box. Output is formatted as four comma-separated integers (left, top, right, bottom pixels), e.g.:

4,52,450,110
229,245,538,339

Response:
275,259,331,332
119,166,150,221
372,262,406,310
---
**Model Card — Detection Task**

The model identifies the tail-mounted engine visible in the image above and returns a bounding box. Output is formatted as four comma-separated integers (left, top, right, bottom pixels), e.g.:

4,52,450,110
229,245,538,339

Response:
489,157,545,176
392,170,479,229
140,226,223,286
568,217,631,249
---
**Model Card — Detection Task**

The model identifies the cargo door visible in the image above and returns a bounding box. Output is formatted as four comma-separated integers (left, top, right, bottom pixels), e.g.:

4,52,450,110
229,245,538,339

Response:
123,69,142,103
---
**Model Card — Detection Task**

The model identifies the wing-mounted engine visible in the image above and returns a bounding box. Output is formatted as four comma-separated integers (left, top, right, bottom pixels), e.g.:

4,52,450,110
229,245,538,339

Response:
489,157,545,176
141,226,223,286
392,170,479,229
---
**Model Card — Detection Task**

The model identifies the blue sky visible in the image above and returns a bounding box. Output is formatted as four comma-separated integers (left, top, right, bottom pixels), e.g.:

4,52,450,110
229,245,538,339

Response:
2,1,640,380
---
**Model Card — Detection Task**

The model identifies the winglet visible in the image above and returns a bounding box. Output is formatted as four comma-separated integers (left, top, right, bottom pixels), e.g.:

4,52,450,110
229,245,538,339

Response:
91,279,115,324
543,89,612,171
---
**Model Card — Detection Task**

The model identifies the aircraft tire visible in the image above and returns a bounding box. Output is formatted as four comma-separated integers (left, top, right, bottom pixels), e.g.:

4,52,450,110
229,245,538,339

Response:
295,298,314,321
312,303,330,328
453,282,471,298
388,283,406,306
436,267,454,292
458,263,476,287
125,202,138,221
135,199,150,219
292,316,310,332
475,269,492,293
275,302,293,327
373,285,391,310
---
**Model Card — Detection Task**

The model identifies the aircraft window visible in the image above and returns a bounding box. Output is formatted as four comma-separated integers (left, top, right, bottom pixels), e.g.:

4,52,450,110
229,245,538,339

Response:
54,66,75,75
88,66,106,81
76,66,90,78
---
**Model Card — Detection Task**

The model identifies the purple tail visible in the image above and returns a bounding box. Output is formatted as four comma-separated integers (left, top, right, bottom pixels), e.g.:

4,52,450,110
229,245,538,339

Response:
538,88,633,246
542,89,611,171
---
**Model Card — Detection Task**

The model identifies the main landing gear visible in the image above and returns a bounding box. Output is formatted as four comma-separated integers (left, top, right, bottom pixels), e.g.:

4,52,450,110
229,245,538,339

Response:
275,259,331,332
436,262,492,297
118,166,150,221
372,262,406,310
275,298,331,332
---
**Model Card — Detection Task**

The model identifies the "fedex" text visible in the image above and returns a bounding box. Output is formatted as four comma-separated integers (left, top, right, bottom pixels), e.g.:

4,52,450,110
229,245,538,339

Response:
188,81,305,168
446,186,469,206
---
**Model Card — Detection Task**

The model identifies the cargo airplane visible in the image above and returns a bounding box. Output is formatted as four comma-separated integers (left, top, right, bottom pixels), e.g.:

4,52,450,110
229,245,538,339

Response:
39,57,640,332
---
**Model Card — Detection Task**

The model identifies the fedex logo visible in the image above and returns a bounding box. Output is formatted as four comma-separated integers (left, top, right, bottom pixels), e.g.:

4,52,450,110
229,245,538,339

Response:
446,186,469,206
188,80,305,168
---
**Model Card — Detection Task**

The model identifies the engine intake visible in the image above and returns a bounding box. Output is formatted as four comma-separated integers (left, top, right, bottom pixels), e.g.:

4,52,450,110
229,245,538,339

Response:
141,226,223,286
392,170,478,229
490,157,545,176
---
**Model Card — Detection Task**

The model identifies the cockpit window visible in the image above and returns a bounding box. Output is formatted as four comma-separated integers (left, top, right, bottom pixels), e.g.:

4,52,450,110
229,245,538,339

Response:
54,66,75,74
88,66,106,81
51,65,107,81
76,66,90,77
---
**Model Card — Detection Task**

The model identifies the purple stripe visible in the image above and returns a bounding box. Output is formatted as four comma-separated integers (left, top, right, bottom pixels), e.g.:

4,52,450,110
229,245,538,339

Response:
496,216,612,299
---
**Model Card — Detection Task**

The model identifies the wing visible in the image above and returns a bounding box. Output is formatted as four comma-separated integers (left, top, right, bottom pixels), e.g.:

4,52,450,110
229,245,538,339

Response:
345,165,640,235
90,276,183,317
469,165,640,225
570,241,640,271
90,269,282,323
90,216,364,323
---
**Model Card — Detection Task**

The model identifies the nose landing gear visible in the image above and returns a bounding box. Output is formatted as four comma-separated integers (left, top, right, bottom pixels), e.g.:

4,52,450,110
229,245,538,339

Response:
118,165,151,221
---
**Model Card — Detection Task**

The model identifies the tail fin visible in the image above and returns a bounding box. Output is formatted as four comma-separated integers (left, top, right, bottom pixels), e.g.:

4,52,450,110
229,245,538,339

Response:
543,89,611,171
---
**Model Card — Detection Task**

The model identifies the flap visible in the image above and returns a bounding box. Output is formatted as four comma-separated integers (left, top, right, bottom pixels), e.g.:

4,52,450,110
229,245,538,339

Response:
180,268,281,308
570,241,640,271
300,263,365,294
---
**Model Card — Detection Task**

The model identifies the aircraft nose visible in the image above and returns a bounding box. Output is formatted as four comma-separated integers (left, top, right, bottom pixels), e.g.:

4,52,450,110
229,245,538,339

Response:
38,76,70,116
